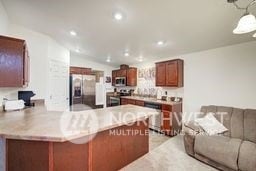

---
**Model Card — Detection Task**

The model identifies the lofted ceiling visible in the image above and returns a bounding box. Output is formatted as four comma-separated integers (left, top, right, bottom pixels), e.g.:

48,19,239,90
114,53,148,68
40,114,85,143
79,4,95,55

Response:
2,0,256,67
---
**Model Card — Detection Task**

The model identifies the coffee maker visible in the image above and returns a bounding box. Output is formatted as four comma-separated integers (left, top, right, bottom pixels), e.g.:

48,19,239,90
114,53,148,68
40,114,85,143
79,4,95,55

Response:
18,91,36,107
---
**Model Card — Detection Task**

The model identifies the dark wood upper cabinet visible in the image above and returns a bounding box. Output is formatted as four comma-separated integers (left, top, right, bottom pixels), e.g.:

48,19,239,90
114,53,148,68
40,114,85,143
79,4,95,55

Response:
112,70,117,86
127,68,137,86
70,66,91,75
155,63,166,86
116,69,127,77
156,59,183,87
112,67,137,87
0,35,29,87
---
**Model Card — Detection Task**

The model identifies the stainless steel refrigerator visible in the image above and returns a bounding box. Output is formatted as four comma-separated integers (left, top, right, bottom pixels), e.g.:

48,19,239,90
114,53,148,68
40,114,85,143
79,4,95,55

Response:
70,74,97,110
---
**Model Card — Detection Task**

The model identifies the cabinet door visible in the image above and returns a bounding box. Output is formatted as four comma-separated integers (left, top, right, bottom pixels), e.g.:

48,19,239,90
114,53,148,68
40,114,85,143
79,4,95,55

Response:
116,70,121,77
81,68,91,75
70,67,81,74
135,100,144,107
166,61,178,86
161,110,172,135
121,98,128,105
127,68,137,86
127,99,136,105
112,70,117,86
0,37,24,87
155,63,166,86
116,69,127,77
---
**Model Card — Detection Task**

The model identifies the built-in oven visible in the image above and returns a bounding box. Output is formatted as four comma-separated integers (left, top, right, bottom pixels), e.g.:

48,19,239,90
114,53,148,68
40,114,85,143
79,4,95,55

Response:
115,77,126,87
144,102,162,132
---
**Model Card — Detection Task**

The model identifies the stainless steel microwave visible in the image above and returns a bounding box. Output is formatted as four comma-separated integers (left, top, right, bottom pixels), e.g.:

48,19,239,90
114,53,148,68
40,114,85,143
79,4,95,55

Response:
115,77,126,87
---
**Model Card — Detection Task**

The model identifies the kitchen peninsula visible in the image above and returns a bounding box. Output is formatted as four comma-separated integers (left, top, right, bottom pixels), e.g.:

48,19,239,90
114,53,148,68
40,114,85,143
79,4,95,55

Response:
0,105,157,171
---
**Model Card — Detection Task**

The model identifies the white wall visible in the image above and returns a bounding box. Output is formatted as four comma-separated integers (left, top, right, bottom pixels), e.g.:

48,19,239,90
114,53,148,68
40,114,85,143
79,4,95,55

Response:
7,24,49,100
0,23,70,108
0,0,8,35
132,41,256,121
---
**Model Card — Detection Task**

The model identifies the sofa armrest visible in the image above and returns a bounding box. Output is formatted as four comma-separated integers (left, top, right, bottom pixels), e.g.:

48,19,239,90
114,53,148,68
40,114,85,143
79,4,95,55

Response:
183,120,204,156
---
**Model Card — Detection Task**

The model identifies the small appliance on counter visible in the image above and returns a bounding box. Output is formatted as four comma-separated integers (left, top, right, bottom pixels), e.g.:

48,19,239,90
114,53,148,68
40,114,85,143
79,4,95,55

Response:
2,99,25,111
18,91,36,107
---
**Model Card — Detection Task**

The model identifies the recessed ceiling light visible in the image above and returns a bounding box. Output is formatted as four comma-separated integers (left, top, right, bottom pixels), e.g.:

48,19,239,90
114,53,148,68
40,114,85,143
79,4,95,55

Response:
157,41,165,46
253,32,256,37
124,52,129,57
70,30,77,36
114,12,123,21
137,57,143,62
106,58,111,63
75,48,80,53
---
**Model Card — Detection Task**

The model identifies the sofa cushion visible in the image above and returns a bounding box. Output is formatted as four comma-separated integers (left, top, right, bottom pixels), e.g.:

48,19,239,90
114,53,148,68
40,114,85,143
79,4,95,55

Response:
194,135,241,170
244,109,256,143
184,120,202,133
195,113,228,135
230,108,244,139
216,106,233,137
238,141,256,171
200,106,232,137
201,105,217,115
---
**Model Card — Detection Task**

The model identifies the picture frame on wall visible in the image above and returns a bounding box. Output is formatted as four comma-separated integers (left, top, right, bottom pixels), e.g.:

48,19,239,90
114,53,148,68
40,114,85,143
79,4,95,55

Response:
105,76,111,83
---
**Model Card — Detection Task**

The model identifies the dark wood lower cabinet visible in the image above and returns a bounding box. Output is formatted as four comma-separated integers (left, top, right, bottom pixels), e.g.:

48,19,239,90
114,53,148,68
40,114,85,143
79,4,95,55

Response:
6,120,149,171
161,104,182,136
121,98,128,105
121,99,144,106
120,98,183,136
135,100,145,107
161,110,172,135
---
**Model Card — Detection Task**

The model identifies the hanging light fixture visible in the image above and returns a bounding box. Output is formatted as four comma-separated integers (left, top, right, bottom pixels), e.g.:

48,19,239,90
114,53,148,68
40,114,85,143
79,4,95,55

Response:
233,13,256,34
228,0,256,35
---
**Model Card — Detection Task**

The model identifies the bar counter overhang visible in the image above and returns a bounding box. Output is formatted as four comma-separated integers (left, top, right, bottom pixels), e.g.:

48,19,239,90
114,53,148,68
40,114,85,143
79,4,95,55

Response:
0,105,157,171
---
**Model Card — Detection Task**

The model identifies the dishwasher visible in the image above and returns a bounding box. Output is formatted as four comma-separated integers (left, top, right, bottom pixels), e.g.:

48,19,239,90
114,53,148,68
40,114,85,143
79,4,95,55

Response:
144,102,162,132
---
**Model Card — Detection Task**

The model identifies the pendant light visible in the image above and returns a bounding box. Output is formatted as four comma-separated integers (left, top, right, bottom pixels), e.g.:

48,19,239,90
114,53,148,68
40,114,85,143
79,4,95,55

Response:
233,13,256,34
228,0,256,36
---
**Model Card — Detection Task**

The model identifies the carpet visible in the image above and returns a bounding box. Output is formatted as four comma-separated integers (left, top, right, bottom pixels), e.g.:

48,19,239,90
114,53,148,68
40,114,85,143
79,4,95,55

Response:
122,134,217,171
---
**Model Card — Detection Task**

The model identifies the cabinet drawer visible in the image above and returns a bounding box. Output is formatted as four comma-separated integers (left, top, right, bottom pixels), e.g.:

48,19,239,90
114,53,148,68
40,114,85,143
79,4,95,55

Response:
135,100,144,107
162,104,172,111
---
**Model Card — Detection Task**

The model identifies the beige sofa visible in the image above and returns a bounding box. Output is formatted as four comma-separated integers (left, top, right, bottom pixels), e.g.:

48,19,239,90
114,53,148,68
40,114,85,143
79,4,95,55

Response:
183,105,256,171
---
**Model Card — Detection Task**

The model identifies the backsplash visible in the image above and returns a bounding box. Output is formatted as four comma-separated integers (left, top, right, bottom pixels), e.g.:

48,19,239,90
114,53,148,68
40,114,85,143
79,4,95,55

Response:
119,67,184,98
136,67,157,96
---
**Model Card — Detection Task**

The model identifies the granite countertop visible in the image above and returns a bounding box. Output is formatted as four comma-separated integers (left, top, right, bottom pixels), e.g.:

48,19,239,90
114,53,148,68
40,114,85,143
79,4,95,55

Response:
121,96,182,105
0,105,157,142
